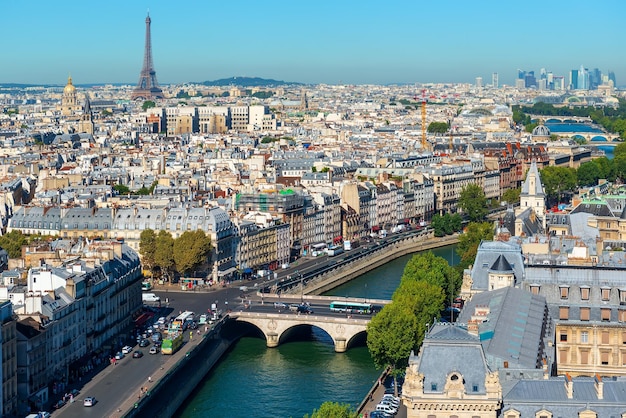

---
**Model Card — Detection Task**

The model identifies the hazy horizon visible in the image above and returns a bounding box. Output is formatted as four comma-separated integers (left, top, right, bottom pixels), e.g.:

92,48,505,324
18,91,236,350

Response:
1,0,624,86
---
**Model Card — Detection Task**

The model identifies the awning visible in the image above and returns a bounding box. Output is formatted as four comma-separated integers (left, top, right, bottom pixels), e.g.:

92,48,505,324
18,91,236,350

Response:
243,268,253,274
218,266,237,277
372,226,380,232
333,236,343,242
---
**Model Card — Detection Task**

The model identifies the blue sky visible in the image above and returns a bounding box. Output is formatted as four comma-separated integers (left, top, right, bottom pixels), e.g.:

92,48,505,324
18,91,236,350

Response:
1,0,624,86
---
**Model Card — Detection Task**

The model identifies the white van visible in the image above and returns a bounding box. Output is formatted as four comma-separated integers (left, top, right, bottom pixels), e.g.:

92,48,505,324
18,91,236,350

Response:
376,403,398,415
142,293,160,303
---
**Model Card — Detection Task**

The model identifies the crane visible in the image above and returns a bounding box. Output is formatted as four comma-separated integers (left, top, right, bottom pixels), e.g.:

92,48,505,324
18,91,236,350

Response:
421,89,427,151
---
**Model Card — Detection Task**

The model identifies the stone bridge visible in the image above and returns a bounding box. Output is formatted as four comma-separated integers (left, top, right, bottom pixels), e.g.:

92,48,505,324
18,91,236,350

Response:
528,115,592,123
229,311,369,352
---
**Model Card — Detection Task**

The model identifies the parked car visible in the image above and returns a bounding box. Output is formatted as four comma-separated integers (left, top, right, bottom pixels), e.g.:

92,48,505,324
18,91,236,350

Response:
83,396,96,407
132,350,144,358
149,345,159,354
198,314,207,325
121,345,133,354
375,403,398,415
115,351,124,360
139,339,151,347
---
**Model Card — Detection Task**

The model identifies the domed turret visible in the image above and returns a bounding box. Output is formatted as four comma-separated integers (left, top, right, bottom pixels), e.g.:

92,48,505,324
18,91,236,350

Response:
63,75,76,94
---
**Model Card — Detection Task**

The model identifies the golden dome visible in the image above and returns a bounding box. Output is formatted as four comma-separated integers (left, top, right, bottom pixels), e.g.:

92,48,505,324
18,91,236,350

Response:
64,75,76,94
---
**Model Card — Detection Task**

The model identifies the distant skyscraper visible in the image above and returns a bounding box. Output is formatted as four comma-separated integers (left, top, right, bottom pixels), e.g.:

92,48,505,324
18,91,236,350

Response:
475,77,483,88
577,65,588,90
570,70,578,90
609,70,617,87
492,72,498,88
131,13,164,100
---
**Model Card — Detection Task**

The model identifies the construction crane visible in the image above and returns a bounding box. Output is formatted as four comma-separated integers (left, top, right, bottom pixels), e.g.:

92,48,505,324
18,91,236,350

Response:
421,89,427,151
412,89,428,151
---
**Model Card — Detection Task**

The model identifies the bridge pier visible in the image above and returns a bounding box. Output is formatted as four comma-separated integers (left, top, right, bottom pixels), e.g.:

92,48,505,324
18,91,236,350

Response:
266,333,279,348
334,338,347,353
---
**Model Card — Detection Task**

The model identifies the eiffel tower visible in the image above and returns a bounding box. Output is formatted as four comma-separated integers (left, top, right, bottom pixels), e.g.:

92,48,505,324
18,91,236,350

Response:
131,13,164,100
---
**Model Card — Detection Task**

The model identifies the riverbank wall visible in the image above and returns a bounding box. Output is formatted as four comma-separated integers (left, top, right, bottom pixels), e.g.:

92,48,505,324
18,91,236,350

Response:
302,233,460,295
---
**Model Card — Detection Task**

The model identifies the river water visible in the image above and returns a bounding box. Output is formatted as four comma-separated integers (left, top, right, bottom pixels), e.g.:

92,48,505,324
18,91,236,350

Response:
176,244,458,418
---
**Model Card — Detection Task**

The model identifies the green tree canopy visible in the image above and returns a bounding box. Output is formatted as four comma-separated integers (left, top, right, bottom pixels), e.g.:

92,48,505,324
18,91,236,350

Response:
430,214,446,237
0,230,29,258
613,142,626,159
139,229,157,274
400,251,461,306
540,166,577,204
367,302,418,372
577,161,602,187
303,401,354,418
458,183,488,222
392,279,445,349
173,230,212,276
501,188,521,206
113,184,130,195
427,121,449,133
456,222,494,272
142,100,156,111
154,230,175,280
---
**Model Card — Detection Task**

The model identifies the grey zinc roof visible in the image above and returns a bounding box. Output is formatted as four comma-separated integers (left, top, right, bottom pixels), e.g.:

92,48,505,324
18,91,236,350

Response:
457,287,547,370
415,324,489,395
469,240,525,291
503,377,626,417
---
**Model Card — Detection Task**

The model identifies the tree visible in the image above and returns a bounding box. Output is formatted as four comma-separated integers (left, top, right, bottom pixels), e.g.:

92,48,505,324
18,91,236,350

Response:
613,142,626,159
501,188,521,206
400,251,460,306
456,222,494,272
427,121,449,133
303,401,354,418
458,184,488,222
139,229,157,276
367,302,418,375
154,230,175,281
173,230,211,277
539,166,577,205
430,214,446,237
113,184,130,195
577,161,601,187
142,100,156,111
392,279,445,349
0,230,28,258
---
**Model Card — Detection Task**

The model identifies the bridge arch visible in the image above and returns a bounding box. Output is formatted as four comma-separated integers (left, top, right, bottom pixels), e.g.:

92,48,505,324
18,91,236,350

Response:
590,135,608,142
230,313,369,353
571,134,586,142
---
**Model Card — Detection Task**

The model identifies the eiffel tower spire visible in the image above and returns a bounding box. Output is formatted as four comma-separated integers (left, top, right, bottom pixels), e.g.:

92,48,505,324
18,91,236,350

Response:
131,13,164,100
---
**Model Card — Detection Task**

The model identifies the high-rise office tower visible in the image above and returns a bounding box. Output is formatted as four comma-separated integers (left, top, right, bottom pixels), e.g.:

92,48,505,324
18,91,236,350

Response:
131,13,164,100
608,71,617,87
570,70,578,90
577,65,588,90
475,77,483,88
492,72,498,88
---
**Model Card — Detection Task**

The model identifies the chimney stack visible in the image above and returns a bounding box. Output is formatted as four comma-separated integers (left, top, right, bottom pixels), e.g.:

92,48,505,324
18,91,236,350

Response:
594,374,603,400
564,373,573,399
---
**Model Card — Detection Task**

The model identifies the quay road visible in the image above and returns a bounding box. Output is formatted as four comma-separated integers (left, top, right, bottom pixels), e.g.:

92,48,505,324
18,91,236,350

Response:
53,231,455,416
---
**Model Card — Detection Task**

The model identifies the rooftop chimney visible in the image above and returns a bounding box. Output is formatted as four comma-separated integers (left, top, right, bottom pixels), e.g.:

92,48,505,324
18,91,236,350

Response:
565,373,573,399
594,374,603,400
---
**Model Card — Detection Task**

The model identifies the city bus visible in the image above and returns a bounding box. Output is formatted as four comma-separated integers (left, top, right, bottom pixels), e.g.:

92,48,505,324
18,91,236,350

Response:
161,331,183,355
311,243,327,256
325,245,344,257
329,301,377,314
171,311,195,331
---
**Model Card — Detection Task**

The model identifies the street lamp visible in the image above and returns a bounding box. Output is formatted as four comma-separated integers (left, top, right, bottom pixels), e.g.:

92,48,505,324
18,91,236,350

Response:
300,274,304,303
364,283,368,304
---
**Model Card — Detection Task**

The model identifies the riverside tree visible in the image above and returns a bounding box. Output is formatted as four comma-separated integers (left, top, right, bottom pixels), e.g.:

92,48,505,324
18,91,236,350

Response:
458,183,488,222
154,230,175,281
456,222,494,272
401,251,461,306
139,229,157,277
303,401,354,418
172,230,212,277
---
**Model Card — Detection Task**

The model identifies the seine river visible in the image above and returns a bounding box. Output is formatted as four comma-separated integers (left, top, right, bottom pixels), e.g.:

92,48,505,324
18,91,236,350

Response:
175,245,458,418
